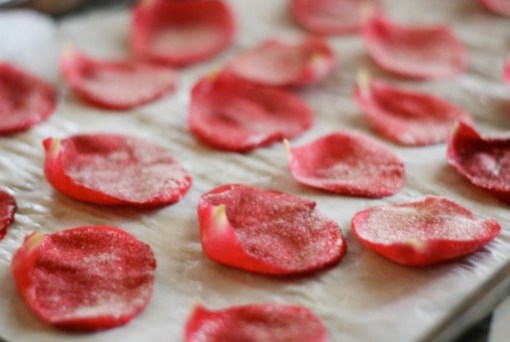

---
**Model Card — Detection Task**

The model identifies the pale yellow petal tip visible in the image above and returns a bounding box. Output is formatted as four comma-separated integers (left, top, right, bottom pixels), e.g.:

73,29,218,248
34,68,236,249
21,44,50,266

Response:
356,69,370,92
283,139,291,157
61,43,75,60
26,231,45,252
406,238,426,251
212,204,227,228
450,121,461,134
206,68,221,80
49,138,61,157
191,298,203,309
310,53,325,67
360,1,376,22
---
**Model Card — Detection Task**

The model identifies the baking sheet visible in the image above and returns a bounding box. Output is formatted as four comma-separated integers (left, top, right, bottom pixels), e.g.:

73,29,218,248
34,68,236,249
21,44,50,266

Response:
1,1,510,341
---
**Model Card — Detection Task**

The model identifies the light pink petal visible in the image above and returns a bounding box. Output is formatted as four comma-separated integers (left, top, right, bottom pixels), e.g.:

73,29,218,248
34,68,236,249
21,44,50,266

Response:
60,49,178,110
131,0,235,66
227,37,335,87
288,132,405,197
188,72,314,152
354,75,472,145
352,197,501,266
363,14,468,79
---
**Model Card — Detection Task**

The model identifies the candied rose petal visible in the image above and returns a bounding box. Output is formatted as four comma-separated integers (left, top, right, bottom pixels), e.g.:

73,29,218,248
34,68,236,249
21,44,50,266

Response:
352,197,501,266
198,184,346,275
0,63,56,134
131,0,235,66
0,190,16,240
185,303,328,342
447,121,510,202
43,134,192,207
188,71,314,152
363,14,467,79
11,226,156,330
504,56,510,89
288,132,405,197
480,0,510,16
290,0,380,35
226,37,335,87
353,72,472,146
60,48,178,110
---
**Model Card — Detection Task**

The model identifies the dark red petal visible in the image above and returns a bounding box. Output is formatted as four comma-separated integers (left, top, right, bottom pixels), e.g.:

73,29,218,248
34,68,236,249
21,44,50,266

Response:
185,303,328,342
353,74,472,146
60,49,178,110
226,37,335,87
290,0,379,35
480,0,510,16
198,184,346,275
0,63,56,134
188,72,314,152
288,132,405,197
131,0,235,66
352,197,501,266
11,226,156,330
43,134,192,208
447,121,510,202
363,14,468,79
504,56,510,89
0,190,16,240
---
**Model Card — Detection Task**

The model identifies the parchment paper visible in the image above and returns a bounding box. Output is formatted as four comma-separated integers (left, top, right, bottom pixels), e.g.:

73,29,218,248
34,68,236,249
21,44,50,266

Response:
1,1,510,341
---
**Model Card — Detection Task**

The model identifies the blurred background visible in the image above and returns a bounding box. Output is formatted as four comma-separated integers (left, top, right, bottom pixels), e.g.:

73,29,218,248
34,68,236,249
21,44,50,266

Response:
0,0,132,16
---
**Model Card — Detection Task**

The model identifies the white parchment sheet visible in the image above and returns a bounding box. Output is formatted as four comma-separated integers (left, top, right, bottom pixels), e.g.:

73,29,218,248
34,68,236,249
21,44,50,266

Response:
1,1,510,341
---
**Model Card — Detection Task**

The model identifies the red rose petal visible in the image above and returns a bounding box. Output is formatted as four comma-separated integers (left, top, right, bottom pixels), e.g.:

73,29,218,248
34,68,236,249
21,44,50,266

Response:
352,197,501,266
198,184,345,275
43,134,192,208
363,14,468,79
480,0,510,16
226,37,335,87
504,56,510,89
288,132,405,198
131,0,235,66
60,48,178,110
0,190,16,240
185,303,328,342
290,0,379,35
353,73,472,146
0,63,56,134
447,121,510,202
11,226,156,330
189,72,314,152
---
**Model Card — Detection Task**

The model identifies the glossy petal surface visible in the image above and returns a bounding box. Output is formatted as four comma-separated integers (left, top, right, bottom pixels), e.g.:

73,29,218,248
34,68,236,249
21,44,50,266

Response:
189,72,313,152
354,76,471,145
